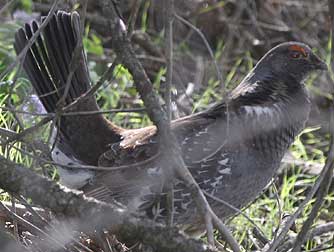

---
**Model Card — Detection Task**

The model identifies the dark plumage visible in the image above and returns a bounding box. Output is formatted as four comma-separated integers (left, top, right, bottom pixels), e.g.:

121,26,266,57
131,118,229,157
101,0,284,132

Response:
15,11,327,231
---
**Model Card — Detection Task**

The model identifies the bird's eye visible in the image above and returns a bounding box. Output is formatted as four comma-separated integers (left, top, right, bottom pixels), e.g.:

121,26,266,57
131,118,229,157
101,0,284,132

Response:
290,51,301,59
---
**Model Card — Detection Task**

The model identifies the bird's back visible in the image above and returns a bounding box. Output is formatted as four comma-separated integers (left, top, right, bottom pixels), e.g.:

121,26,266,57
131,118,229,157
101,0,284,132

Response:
87,75,311,226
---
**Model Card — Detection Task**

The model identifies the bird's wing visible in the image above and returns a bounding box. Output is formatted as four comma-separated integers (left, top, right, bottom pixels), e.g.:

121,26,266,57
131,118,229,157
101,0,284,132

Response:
84,95,285,214
84,77,285,204
84,107,227,203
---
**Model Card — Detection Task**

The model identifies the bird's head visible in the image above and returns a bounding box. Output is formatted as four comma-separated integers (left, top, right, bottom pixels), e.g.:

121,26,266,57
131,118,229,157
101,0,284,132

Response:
255,42,327,82
230,42,327,104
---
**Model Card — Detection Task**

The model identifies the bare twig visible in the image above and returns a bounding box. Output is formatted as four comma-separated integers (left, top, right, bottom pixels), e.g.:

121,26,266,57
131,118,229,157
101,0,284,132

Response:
10,196,19,241
0,200,96,252
174,13,223,89
291,110,334,252
97,1,241,251
1,116,52,147
1,116,52,146
309,245,334,252
276,222,334,252
309,222,334,237
13,194,48,227
173,13,231,141
132,31,165,58
0,201,67,249
0,0,60,80
0,157,216,252
264,106,334,252
0,227,29,252
62,57,120,112
0,0,16,16
11,142,161,171
164,0,175,227
0,127,16,138
264,140,334,252
0,106,145,117
165,0,174,121
1,1,59,145
5,64,25,131
127,0,142,35
290,2,334,251
203,191,267,241
272,183,283,241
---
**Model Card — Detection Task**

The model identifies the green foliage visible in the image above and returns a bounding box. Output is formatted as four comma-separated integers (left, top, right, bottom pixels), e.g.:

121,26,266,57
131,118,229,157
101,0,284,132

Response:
0,22,20,76
141,0,151,32
83,26,104,56
228,128,332,250
19,0,32,12
192,78,220,112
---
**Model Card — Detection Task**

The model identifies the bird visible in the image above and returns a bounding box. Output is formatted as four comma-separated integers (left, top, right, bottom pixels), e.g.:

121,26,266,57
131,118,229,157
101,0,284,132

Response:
14,11,327,231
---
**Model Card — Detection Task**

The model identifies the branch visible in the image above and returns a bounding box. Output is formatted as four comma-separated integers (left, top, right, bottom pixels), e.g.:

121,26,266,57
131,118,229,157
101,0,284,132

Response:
0,227,29,252
174,14,223,89
289,2,334,251
98,1,241,251
0,0,16,16
1,117,52,146
96,1,241,251
263,128,334,252
0,156,215,252
264,2,334,251
97,1,168,131
127,0,142,35
276,222,334,252
164,0,174,121
0,0,60,80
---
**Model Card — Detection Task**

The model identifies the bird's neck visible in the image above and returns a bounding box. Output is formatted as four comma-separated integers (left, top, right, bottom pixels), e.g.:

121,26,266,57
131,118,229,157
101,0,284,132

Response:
231,66,308,105
228,68,311,134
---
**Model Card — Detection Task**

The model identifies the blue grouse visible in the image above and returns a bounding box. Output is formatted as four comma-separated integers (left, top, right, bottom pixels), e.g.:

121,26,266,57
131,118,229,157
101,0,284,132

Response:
14,11,327,231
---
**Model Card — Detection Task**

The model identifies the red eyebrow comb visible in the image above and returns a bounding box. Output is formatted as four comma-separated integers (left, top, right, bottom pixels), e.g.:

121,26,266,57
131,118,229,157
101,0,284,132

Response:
288,45,308,57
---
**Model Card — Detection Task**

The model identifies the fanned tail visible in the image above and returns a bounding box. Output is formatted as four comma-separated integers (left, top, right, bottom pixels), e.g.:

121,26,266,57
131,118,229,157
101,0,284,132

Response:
14,11,123,165
14,11,90,113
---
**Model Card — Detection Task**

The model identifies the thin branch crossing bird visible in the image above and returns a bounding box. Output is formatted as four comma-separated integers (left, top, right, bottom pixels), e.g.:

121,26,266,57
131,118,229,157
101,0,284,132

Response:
14,11,327,233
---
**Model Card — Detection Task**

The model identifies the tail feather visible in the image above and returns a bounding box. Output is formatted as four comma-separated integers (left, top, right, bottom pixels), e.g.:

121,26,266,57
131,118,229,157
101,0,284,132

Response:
44,13,77,102
14,28,57,112
26,22,61,108
14,11,90,113
14,11,124,165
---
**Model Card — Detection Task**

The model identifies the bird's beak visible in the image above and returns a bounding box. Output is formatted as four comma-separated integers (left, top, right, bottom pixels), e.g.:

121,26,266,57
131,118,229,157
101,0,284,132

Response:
311,53,328,71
